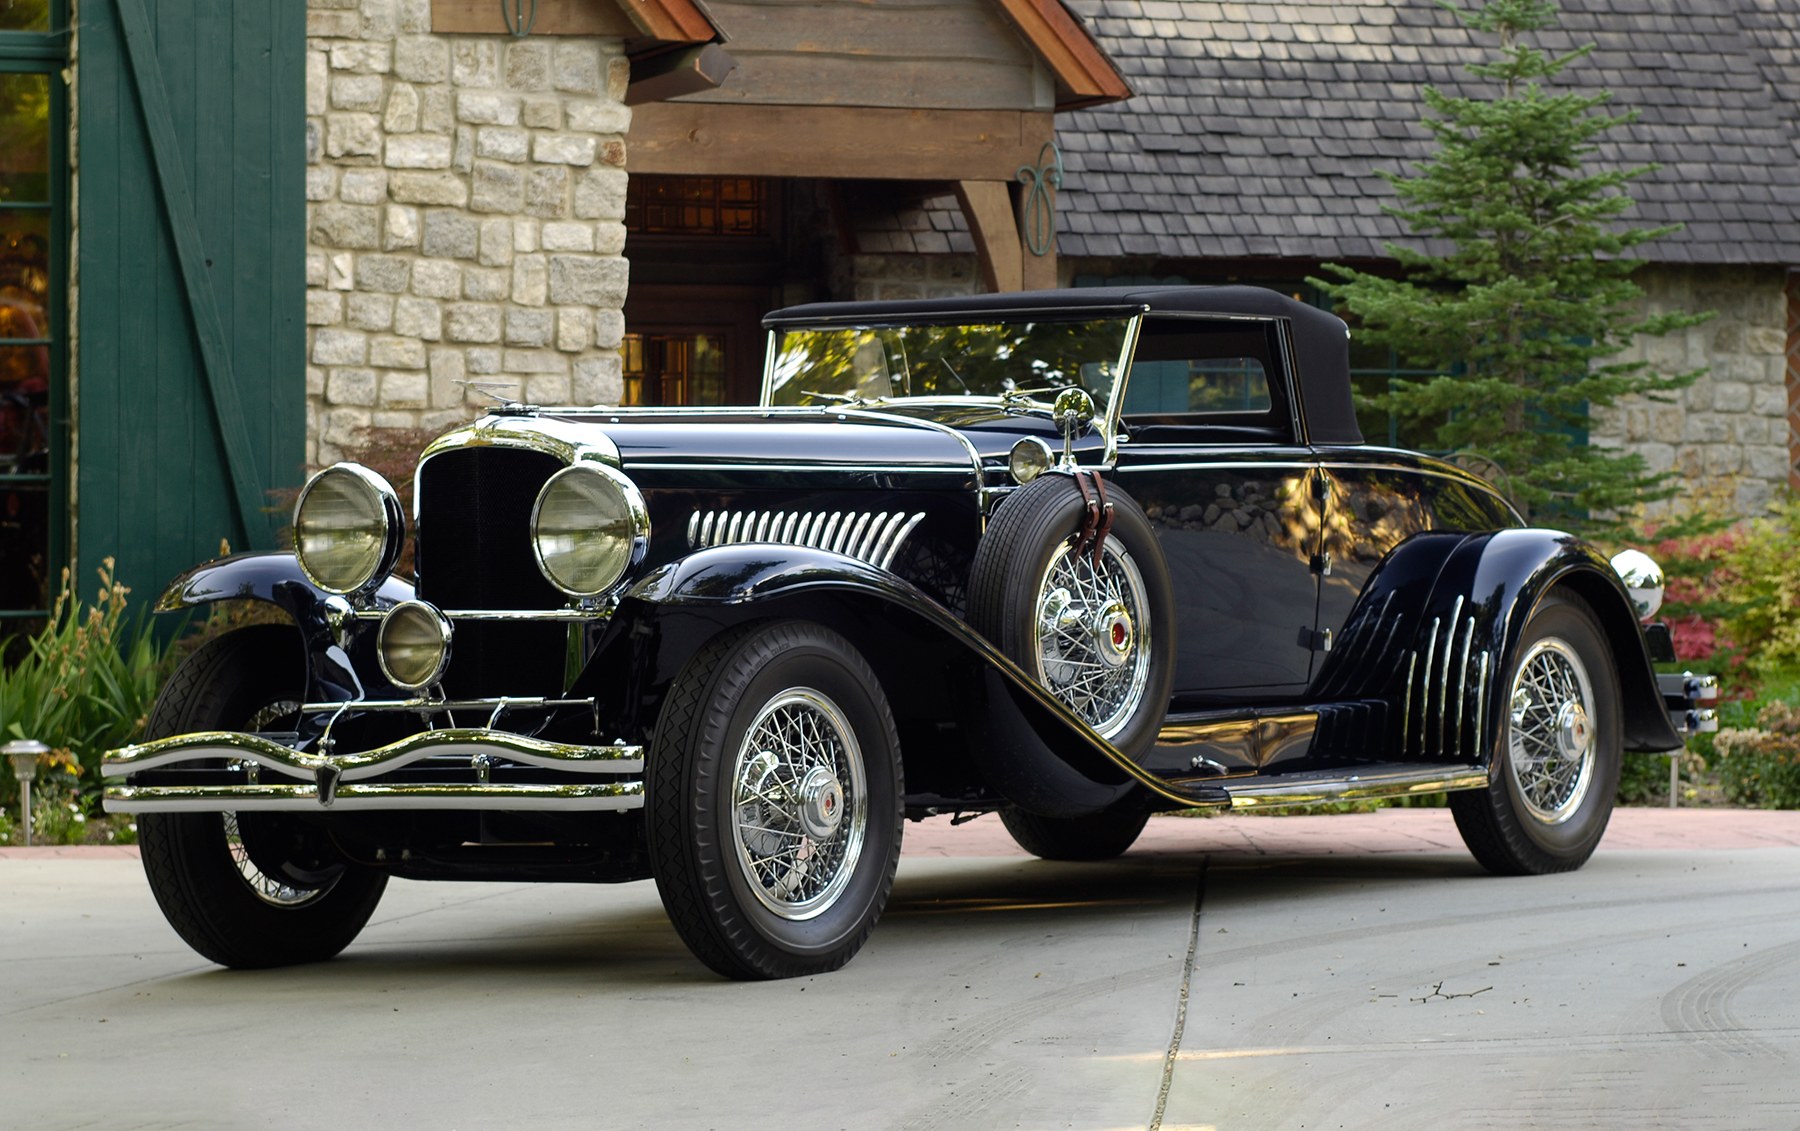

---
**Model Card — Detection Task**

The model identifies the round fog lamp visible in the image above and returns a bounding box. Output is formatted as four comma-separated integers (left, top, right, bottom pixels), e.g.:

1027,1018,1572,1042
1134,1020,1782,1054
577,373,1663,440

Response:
378,601,452,691
294,464,403,594
531,464,648,597
1008,437,1055,485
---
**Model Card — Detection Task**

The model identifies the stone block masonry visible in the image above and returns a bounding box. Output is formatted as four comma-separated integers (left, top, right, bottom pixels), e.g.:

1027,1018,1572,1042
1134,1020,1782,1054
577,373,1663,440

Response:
305,0,630,467
1591,265,1790,519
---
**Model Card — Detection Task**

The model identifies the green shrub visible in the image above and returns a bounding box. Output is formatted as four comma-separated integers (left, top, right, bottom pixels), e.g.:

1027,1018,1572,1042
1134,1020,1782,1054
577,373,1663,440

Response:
1714,497,1800,676
1617,752,1673,806
0,559,180,810
1713,700,1800,809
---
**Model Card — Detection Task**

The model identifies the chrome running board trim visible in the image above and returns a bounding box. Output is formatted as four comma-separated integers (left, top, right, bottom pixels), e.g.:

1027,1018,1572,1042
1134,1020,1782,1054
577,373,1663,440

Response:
1223,764,1489,810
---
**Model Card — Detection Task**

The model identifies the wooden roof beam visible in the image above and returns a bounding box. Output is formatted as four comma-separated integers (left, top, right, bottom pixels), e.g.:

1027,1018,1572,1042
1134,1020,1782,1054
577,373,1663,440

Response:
990,0,1131,110
430,0,715,44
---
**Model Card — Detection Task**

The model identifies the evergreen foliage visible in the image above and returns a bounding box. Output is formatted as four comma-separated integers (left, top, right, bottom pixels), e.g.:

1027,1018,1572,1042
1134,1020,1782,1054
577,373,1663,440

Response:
1312,0,1708,528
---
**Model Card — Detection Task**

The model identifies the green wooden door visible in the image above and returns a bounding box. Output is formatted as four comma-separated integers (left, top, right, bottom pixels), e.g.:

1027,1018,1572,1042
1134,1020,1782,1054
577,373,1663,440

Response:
77,0,303,605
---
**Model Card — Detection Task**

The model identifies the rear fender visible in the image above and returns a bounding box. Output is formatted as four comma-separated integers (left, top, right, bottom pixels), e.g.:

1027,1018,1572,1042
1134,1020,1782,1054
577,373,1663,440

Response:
1313,530,1679,763
619,544,1215,816
155,551,415,703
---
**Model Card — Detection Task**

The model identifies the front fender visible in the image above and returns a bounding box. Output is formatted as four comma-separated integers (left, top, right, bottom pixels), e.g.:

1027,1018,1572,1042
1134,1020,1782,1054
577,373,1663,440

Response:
154,552,415,703
623,544,1225,816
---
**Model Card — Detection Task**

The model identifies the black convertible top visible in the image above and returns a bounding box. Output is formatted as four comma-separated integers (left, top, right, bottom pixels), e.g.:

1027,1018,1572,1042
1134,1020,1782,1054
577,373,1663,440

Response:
765,286,1362,445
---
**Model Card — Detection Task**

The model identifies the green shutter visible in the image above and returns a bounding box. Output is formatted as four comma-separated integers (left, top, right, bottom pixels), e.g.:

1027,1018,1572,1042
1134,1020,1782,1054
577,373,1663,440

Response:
76,0,303,603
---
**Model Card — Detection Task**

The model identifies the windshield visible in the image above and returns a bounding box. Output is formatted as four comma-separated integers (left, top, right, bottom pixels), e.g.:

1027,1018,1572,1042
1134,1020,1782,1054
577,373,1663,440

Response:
766,319,1133,407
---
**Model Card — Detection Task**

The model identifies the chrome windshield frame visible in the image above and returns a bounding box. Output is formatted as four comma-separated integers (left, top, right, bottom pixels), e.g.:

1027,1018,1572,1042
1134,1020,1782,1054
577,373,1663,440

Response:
759,312,1147,468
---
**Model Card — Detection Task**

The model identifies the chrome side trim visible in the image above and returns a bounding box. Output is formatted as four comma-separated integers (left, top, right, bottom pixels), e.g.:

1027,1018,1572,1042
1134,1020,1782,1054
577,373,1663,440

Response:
1401,652,1416,756
1225,765,1490,810
688,508,925,571
625,462,973,475
103,729,644,782
1454,616,1475,756
1476,651,1491,763
1420,618,1439,755
837,406,991,510
1440,596,1463,755
106,782,643,814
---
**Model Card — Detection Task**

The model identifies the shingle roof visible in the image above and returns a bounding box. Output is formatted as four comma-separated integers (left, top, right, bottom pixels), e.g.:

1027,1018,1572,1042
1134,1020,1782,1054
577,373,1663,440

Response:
1055,0,1800,264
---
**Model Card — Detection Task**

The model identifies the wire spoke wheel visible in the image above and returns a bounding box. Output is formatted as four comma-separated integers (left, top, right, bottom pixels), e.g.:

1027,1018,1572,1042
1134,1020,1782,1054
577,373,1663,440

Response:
222,811,333,908
220,698,337,909
135,626,387,968
1506,639,1597,824
731,689,868,920
648,620,902,979
1034,538,1153,740
1450,594,1622,876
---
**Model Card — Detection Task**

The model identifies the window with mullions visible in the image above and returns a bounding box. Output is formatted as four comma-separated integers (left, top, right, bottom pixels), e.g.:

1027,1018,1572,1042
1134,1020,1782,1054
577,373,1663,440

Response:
0,4,67,637
625,175,770,238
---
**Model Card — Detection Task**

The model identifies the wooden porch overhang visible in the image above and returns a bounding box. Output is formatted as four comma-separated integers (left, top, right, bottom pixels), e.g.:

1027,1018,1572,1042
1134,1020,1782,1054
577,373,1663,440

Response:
430,0,1128,111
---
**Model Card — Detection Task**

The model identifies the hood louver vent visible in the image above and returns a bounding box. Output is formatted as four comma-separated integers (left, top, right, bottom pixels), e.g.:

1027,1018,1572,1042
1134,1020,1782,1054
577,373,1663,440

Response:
686,509,926,572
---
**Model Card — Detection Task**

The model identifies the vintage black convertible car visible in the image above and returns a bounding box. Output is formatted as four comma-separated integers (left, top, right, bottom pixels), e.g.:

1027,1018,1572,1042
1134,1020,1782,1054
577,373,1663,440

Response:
104,286,1716,979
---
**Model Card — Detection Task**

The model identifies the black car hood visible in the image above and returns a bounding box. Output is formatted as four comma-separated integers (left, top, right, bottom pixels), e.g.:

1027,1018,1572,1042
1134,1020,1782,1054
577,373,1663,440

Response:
542,403,1099,468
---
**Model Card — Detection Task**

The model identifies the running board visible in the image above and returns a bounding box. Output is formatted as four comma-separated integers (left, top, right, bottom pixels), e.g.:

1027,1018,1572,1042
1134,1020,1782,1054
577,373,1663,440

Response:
1220,764,1489,810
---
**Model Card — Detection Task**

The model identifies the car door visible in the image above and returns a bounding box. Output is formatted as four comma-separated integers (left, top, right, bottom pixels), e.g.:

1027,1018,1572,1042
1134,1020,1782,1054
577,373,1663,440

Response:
1110,316,1323,700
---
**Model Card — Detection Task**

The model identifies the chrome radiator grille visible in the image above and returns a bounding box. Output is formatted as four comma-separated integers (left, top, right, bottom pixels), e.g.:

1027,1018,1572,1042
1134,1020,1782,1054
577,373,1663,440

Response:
686,509,926,571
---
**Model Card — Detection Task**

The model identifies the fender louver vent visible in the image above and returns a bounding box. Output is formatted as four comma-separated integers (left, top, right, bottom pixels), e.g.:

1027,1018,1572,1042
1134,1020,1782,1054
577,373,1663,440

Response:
686,509,926,572
1399,595,1491,762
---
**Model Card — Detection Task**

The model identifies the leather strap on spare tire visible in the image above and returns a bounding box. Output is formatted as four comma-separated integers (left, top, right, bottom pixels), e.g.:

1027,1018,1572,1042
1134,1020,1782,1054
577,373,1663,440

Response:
967,471,1176,767
1070,468,1115,571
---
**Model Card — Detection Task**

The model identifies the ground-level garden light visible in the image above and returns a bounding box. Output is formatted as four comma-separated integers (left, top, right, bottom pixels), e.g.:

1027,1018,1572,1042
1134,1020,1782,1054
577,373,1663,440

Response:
4,739,46,846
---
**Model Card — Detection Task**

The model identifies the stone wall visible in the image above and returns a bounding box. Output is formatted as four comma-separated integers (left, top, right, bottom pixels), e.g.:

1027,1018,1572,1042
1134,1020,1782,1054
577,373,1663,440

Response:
849,254,981,302
305,0,630,465
1591,265,1789,518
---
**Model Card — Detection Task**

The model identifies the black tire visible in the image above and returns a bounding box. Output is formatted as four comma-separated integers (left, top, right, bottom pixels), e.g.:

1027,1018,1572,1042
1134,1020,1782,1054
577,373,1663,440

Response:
998,802,1150,861
1450,594,1622,875
136,626,388,968
968,473,1175,761
648,620,904,980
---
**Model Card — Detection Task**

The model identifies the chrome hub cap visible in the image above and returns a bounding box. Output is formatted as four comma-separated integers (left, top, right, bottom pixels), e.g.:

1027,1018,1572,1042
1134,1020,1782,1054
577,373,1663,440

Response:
798,765,846,840
731,689,867,921
1506,638,1597,825
1034,539,1151,740
1094,601,1134,670
1555,701,1593,762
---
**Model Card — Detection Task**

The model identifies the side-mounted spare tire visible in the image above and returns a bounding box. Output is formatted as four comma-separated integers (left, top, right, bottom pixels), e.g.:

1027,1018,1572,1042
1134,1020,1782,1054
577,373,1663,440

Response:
968,472,1176,767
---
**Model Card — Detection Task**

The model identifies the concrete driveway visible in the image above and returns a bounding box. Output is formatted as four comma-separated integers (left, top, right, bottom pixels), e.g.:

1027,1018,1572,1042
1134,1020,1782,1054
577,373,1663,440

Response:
5,809,1800,1130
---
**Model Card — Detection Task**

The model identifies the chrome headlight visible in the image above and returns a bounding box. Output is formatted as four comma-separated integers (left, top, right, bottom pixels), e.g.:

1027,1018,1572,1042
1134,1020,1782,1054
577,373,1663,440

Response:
1610,548,1665,620
1008,437,1054,485
531,464,648,598
294,464,404,595
377,601,453,691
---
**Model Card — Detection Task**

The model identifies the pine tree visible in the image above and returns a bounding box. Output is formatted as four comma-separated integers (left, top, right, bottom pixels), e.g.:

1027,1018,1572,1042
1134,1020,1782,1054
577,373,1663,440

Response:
1311,0,1707,528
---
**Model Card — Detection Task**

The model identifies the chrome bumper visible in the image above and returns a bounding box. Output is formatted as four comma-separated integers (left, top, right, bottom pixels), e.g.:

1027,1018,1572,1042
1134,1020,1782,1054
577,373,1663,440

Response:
102,729,645,814
1658,671,1720,736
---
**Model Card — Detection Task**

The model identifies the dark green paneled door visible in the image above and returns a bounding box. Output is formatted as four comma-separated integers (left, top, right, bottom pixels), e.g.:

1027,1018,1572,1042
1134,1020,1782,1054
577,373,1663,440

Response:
77,0,303,605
